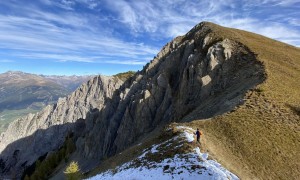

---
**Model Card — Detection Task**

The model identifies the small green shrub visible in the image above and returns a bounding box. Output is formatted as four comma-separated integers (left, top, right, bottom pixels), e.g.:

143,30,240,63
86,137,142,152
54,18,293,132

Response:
113,71,136,81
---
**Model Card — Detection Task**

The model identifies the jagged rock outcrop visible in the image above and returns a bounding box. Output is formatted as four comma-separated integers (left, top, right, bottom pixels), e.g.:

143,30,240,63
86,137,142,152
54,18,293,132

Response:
79,22,264,164
0,75,123,176
0,22,265,178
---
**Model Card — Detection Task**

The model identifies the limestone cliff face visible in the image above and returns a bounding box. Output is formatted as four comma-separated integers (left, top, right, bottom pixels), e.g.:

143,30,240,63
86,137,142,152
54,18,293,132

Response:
79,22,264,162
0,75,123,175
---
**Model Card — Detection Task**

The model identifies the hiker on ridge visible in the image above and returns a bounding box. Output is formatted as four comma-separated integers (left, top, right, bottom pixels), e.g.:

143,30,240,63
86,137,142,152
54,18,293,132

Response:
195,128,201,143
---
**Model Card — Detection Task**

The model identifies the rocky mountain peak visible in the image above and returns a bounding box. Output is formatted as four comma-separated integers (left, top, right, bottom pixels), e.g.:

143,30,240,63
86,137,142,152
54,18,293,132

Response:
78,22,264,163
0,22,266,178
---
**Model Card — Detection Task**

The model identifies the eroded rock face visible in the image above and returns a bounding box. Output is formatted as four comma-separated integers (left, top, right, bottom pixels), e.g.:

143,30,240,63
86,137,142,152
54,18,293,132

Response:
80,22,265,166
0,22,265,178
0,76,123,177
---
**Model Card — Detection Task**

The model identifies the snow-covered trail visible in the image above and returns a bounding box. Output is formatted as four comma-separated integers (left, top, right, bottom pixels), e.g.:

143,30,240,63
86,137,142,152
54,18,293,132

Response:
87,126,239,180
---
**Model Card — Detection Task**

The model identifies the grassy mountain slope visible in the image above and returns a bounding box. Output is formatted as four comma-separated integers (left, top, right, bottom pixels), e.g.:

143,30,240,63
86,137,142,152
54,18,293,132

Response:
85,22,299,180
113,71,136,81
185,22,300,179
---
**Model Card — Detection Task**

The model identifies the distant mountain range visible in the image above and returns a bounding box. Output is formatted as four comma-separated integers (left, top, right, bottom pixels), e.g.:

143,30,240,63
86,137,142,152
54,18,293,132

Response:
0,71,93,132
40,74,96,92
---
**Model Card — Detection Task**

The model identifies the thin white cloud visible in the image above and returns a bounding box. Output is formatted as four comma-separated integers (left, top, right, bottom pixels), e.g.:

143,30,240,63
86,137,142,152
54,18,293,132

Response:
74,0,101,9
104,0,300,46
41,0,101,10
243,0,300,7
288,18,300,26
0,59,14,63
0,0,299,72
0,1,159,64
102,59,147,65
263,0,300,6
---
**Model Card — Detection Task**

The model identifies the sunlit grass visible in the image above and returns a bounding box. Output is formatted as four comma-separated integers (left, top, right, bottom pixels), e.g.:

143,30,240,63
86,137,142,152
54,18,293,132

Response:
186,22,300,179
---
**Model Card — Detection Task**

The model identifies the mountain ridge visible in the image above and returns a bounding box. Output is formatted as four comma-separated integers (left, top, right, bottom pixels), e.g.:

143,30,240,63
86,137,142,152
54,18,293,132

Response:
0,22,299,179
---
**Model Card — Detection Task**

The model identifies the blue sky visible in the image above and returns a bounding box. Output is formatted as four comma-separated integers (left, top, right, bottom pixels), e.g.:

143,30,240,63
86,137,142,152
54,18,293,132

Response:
0,0,299,75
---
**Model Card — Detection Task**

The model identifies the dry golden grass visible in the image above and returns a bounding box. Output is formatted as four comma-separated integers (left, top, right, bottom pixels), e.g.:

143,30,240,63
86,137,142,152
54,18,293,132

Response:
186,22,300,180
113,71,136,81
86,22,299,180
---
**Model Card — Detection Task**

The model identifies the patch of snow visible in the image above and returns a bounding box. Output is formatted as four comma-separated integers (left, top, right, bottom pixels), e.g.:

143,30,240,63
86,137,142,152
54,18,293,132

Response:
139,151,147,159
176,125,194,132
164,142,172,147
173,144,183,149
195,147,208,160
182,131,194,142
195,147,238,179
87,126,239,180
150,144,160,154
139,143,161,159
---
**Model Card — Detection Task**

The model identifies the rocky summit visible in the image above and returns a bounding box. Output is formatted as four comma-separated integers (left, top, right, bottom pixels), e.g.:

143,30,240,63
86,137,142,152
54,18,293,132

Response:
78,23,265,163
0,22,299,180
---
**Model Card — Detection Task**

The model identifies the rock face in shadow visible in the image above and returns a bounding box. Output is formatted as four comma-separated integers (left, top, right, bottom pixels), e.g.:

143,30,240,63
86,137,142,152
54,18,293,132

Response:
0,76,123,177
0,22,265,178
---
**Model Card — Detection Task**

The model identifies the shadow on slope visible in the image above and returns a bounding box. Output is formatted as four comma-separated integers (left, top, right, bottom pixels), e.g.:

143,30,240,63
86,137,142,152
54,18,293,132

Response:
0,110,95,179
